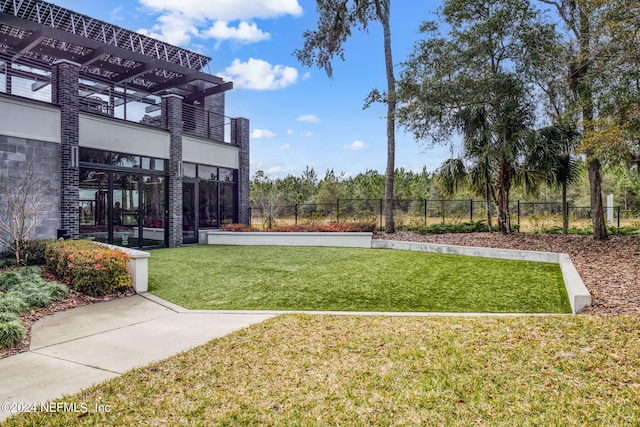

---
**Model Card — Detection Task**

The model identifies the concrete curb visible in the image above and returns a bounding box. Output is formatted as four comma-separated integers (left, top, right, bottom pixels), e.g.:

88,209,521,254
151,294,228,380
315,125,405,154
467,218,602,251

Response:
371,240,591,314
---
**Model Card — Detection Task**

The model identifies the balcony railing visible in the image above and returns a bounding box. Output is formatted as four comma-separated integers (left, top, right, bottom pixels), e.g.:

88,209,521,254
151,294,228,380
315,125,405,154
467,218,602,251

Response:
182,103,232,144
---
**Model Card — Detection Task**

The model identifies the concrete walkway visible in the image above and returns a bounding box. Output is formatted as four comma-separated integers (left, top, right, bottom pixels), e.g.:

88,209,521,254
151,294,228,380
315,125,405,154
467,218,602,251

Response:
0,295,274,421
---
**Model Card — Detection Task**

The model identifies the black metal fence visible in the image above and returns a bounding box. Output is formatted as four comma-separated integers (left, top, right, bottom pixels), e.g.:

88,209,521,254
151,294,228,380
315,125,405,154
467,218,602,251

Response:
250,199,640,232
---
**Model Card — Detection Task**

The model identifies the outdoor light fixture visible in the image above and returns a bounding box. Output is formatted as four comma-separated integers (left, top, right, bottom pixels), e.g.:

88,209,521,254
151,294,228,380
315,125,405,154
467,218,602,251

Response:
70,146,79,168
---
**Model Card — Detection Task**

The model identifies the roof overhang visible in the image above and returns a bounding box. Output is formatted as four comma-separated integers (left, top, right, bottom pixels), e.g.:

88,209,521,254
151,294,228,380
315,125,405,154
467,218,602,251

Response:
0,0,232,100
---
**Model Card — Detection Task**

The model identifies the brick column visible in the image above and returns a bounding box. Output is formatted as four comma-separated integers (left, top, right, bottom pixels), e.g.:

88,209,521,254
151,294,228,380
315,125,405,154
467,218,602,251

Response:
51,60,80,239
232,117,250,225
161,94,183,247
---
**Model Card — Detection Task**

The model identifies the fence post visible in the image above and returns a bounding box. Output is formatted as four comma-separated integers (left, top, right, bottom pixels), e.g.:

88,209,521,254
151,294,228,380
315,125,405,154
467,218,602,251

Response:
336,199,340,223
441,200,445,224
380,198,383,230
517,200,521,226
470,199,473,222
295,204,298,225
618,206,621,228
424,199,427,227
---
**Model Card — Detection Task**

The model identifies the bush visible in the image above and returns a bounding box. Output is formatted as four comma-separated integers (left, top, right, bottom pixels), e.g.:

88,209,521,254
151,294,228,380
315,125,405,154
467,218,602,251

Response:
222,224,260,232
408,221,492,235
0,318,24,348
0,271,23,292
45,240,132,296
5,239,51,266
0,293,28,314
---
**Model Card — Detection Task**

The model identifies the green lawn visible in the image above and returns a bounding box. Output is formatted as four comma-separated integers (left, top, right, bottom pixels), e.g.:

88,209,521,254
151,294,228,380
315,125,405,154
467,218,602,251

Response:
7,315,640,426
148,245,570,313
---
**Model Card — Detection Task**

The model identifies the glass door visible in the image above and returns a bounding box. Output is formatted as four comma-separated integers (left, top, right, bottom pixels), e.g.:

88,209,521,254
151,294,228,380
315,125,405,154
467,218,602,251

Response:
183,181,198,244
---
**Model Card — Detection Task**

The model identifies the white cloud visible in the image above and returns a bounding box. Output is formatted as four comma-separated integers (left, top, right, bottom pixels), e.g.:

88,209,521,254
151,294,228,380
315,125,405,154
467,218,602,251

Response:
220,58,299,90
287,129,294,136
110,6,124,22
344,140,366,151
201,21,270,45
139,0,303,21
138,0,302,46
251,129,278,139
287,130,314,137
280,144,291,150
296,114,319,123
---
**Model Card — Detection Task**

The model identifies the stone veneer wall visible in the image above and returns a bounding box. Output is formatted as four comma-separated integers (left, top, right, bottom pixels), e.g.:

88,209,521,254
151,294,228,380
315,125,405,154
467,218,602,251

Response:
232,117,250,225
0,135,60,251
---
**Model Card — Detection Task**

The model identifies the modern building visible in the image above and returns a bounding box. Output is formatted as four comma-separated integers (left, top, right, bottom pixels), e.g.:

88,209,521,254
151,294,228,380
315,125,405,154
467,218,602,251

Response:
0,0,250,249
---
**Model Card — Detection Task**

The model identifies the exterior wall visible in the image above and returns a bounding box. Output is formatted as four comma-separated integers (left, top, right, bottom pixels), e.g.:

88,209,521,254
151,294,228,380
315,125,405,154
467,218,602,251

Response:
52,60,80,239
161,94,183,248
232,117,251,225
0,135,60,251
182,136,238,169
0,96,60,143
79,114,170,158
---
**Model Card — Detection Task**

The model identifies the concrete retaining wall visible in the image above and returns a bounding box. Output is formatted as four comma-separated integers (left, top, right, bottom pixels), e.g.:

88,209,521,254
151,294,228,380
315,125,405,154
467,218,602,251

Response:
207,232,373,248
372,240,591,314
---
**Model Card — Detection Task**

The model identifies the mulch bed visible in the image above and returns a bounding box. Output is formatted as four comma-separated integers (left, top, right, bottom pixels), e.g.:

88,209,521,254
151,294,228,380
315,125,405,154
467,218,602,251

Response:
374,231,640,315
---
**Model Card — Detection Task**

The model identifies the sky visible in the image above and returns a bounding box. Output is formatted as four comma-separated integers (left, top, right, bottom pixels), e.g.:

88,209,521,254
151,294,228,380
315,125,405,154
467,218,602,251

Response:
51,0,450,180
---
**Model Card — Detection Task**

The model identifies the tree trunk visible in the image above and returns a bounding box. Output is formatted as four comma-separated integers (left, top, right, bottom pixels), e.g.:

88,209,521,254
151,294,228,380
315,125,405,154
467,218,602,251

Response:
381,3,396,234
588,157,608,240
496,161,511,234
561,182,568,234
485,184,493,232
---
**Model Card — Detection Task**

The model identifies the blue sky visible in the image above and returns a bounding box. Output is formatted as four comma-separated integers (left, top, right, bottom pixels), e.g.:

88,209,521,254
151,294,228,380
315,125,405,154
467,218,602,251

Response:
51,0,449,179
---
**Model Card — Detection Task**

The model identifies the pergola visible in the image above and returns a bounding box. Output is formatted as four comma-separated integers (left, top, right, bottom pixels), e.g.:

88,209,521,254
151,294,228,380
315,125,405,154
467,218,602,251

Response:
0,0,232,105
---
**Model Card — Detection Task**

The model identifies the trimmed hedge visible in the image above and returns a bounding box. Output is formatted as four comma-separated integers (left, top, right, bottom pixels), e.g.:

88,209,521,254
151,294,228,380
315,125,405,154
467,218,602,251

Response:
45,240,133,296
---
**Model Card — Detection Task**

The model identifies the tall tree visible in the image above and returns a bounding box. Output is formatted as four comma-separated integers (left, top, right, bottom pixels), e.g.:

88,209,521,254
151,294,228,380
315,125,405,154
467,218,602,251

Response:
397,0,553,233
536,0,610,239
295,0,397,232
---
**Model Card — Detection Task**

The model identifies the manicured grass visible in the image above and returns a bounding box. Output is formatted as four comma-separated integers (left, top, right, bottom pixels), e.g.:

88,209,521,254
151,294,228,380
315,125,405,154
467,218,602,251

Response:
7,315,640,426
148,245,570,313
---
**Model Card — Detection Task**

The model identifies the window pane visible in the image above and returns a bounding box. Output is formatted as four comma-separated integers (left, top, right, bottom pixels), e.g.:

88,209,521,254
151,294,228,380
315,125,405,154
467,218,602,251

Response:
183,163,197,178
219,182,237,225
80,148,111,164
113,174,139,247
113,153,141,168
79,169,109,242
199,165,218,180
141,157,166,171
219,168,235,182
199,180,218,228
142,176,165,246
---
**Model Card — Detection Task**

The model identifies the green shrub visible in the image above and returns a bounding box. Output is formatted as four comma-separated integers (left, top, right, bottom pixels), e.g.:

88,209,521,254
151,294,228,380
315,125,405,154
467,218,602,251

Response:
0,271,23,292
0,312,19,323
607,226,640,236
45,240,132,296
409,221,492,235
5,239,51,266
0,294,28,314
14,283,53,308
0,318,25,348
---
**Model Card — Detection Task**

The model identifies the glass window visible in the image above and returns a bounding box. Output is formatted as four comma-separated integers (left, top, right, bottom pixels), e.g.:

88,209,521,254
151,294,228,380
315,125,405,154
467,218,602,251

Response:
79,170,109,242
199,180,218,228
80,148,111,164
113,174,140,247
199,165,218,180
113,153,141,168
143,176,166,246
183,162,197,178
218,168,235,182
219,182,237,225
141,157,166,171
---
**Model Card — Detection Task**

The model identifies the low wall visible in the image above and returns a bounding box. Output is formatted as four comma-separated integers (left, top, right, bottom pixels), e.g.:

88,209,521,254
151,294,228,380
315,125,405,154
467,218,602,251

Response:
207,232,373,248
372,240,591,314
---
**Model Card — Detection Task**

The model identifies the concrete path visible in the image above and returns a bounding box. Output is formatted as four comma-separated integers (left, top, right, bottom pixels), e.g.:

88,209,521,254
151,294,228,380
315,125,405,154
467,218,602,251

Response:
0,295,274,422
